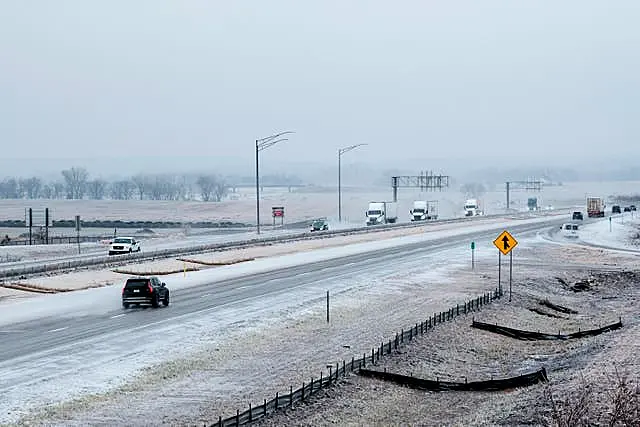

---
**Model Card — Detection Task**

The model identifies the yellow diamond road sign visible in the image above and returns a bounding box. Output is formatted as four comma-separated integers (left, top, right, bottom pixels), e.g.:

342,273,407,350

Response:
493,230,518,256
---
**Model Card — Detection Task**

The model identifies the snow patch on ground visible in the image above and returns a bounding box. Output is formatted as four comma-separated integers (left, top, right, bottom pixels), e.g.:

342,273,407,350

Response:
578,213,640,251
3,243,498,426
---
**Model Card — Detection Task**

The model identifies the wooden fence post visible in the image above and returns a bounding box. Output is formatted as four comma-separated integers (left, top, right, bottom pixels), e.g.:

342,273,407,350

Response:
236,409,239,427
319,372,323,389
302,382,305,401
264,399,267,417
363,353,366,368
310,378,313,395
275,392,279,409
351,356,355,370
249,403,252,422
290,386,293,408
336,362,339,380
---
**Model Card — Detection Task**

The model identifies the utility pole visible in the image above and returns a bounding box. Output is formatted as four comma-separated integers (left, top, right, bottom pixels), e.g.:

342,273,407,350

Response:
338,144,367,222
255,131,294,234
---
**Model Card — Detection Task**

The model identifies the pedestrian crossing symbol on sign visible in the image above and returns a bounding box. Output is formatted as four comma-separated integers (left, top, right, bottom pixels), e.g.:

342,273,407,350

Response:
493,230,517,256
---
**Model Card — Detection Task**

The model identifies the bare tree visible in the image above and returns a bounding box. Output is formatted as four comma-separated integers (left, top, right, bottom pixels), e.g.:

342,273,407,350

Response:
20,177,42,199
87,179,107,200
213,179,228,202
132,174,148,200
110,180,135,200
0,178,20,199
41,184,54,199
197,175,227,202
61,167,89,199
196,175,216,201
53,181,65,199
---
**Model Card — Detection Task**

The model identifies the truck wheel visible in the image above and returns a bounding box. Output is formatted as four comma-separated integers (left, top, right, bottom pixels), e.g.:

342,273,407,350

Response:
162,291,170,307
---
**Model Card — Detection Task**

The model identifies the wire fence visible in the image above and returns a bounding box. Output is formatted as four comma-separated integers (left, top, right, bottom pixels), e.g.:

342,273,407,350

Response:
212,288,503,427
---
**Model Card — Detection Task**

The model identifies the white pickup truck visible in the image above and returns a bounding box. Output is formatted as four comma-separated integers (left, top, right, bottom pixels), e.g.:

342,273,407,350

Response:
109,237,141,255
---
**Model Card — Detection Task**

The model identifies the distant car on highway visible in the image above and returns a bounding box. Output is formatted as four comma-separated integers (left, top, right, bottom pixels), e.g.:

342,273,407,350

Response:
310,218,329,232
122,276,170,308
624,206,631,212
630,205,637,211
109,237,141,255
612,205,622,214
572,211,584,221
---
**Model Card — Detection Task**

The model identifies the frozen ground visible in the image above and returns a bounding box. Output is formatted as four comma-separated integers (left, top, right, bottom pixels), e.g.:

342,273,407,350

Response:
0,227,297,266
577,212,640,251
2,179,630,227
258,262,640,427
0,209,636,426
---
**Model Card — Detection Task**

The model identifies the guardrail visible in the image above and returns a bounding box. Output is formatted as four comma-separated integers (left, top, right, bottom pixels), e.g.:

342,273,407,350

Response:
0,210,567,280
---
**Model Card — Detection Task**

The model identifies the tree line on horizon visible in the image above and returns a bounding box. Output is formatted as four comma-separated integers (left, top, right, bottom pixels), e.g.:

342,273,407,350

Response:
0,167,304,202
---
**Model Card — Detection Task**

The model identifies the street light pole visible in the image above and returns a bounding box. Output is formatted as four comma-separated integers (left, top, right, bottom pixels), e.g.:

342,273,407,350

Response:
255,131,294,234
338,143,367,222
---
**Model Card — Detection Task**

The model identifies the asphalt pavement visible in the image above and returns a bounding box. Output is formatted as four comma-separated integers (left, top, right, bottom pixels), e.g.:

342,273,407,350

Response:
0,217,564,366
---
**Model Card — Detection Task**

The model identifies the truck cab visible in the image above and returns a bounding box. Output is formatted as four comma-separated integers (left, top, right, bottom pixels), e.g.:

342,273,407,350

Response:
410,200,438,221
366,202,398,225
464,199,482,217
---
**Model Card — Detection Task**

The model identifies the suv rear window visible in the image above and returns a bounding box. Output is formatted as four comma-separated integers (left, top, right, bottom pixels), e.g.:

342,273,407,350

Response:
125,279,150,288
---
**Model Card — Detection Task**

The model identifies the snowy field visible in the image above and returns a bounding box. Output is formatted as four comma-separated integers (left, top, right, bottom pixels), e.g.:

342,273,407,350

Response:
1,180,636,229
0,201,638,425
0,214,565,425
577,212,640,251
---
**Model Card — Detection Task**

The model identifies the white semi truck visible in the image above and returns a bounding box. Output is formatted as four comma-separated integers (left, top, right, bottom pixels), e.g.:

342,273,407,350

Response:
464,199,483,217
366,201,398,226
410,200,438,221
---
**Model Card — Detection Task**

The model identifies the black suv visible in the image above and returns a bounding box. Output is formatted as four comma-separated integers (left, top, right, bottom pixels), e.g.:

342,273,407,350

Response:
612,205,622,214
572,211,584,220
122,277,170,309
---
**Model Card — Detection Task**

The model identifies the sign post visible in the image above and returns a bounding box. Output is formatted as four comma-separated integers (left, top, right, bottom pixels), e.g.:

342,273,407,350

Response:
75,215,81,254
272,206,285,227
609,216,612,232
493,230,518,302
470,241,475,270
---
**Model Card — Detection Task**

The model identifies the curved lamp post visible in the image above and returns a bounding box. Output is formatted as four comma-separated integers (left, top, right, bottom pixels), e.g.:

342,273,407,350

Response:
338,143,367,222
255,131,294,234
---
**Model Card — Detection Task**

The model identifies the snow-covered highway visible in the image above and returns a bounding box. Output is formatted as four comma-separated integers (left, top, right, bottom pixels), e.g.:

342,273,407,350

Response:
0,214,566,425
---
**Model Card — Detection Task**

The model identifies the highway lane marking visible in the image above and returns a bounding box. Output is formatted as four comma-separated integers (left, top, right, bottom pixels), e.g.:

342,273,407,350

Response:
47,327,68,333
110,314,125,319
200,293,211,298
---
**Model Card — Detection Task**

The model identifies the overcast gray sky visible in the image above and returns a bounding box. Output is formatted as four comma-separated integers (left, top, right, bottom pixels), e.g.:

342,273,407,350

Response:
1,1,639,176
